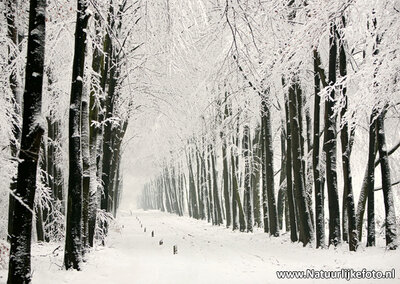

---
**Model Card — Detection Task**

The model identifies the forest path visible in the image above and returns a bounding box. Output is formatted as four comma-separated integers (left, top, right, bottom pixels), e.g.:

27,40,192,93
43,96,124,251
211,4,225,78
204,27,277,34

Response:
3,210,398,284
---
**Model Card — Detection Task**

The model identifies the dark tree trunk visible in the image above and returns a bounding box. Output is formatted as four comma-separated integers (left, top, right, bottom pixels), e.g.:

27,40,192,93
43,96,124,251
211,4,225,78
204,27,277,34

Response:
163,169,172,213
35,206,45,243
88,12,103,247
338,17,358,251
196,148,205,219
243,124,253,232
113,159,122,216
37,142,47,243
188,150,199,218
262,94,279,237
277,126,287,231
159,177,165,212
108,121,128,216
296,86,314,229
376,111,397,250
170,166,181,215
210,144,223,225
101,46,116,216
46,117,55,197
222,137,231,227
222,102,231,227
7,0,46,281
356,146,381,241
201,148,211,222
5,0,22,245
64,0,89,270
277,188,285,231
366,111,377,247
261,102,269,233
288,81,313,246
231,144,246,232
99,0,116,219
284,95,298,242
231,143,239,230
252,125,262,227
313,50,325,248
81,96,90,250
324,22,341,247
206,148,215,224
54,120,64,206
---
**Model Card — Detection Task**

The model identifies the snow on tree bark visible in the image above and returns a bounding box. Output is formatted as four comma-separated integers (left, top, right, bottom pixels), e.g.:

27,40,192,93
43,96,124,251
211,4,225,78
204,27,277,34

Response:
366,111,377,247
261,93,279,237
81,94,90,250
64,0,89,270
243,124,253,232
288,80,313,246
312,49,325,249
5,0,22,245
7,0,46,281
252,125,262,228
222,99,232,227
284,94,298,243
376,110,397,250
211,143,223,225
324,22,341,247
338,16,358,252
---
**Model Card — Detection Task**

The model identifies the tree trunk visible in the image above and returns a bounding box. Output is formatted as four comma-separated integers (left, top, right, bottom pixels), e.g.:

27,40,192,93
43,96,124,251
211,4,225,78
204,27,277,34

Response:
7,0,46,281
222,102,231,227
206,148,215,224
210,144,223,225
231,144,246,232
262,94,279,237
196,147,205,219
375,111,397,249
338,17,358,251
313,49,325,248
261,102,269,233
107,121,128,216
202,149,211,222
366,111,376,246
288,81,313,246
231,143,239,230
81,96,90,250
243,124,253,232
284,95,298,242
5,0,22,245
53,120,64,206
324,22,341,247
252,125,262,227
188,150,199,218
101,45,116,217
64,0,89,270
88,11,103,247
35,206,45,243
296,85,314,229
277,126,287,231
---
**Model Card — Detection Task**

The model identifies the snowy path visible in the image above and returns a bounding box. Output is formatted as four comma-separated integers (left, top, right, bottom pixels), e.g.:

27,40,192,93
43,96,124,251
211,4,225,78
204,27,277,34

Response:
1,210,399,284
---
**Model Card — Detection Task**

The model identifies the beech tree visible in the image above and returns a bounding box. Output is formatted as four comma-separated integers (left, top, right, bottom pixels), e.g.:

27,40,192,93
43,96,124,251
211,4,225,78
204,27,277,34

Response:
64,0,89,270
324,22,341,247
7,0,46,282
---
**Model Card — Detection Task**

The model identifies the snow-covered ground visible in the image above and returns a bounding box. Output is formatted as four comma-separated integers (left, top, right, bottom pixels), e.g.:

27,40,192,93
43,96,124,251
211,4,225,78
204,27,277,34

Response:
1,210,399,284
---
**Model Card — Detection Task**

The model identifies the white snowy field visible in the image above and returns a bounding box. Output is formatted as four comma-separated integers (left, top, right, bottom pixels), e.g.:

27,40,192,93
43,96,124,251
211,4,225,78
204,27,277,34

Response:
1,210,399,284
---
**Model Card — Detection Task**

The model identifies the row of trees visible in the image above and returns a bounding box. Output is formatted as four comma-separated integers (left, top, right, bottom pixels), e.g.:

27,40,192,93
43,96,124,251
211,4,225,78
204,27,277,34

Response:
139,0,399,252
2,0,138,282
